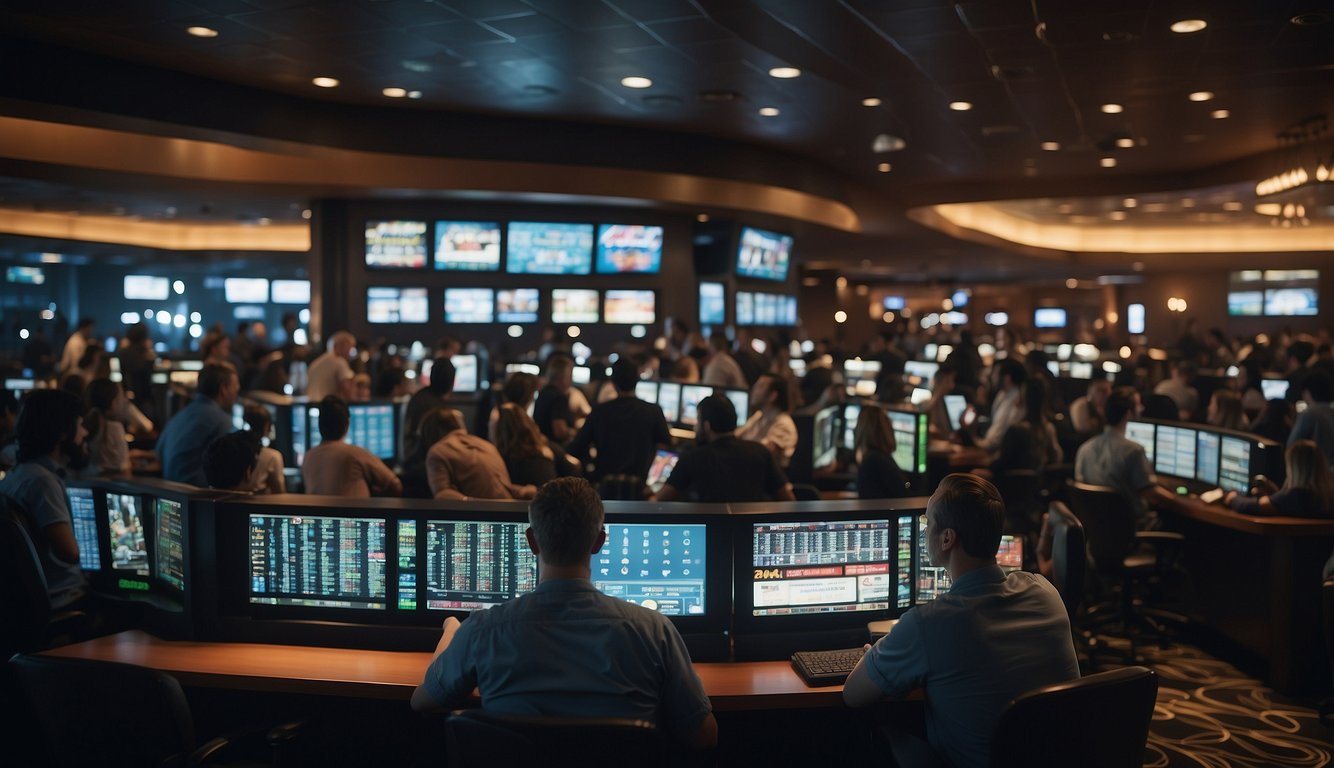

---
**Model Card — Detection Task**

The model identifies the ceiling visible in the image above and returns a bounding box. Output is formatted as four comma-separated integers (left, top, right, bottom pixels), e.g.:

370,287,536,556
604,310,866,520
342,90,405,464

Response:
0,0,1331,280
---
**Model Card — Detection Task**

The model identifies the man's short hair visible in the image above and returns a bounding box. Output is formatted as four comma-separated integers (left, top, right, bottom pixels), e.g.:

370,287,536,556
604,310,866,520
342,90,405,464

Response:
203,432,258,489
1303,371,1333,403
757,374,790,412
15,389,83,464
1175,361,1197,379
528,477,604,566
1288,340,1316,366
611,358,640,392
931,473,1005,559
997,358,1027,387
428,357,456,396
197,363,237,399
1104,386,1138,426
545,353,573,379
317,396,350,441
697,394,737,433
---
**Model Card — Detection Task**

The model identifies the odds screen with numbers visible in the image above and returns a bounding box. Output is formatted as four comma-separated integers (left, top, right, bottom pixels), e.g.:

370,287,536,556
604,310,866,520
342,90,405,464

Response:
751,520,892,617
249,515,387,610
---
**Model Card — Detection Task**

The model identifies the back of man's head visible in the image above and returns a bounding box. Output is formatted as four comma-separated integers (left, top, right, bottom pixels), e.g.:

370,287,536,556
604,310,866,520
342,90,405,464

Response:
998,358,1027,388
545,353,573,382
1175,361,1198,380
528,477,604,566
697,394,737,434
1304,370,1333,403
15,389,83,463
931,473,1005,559
317,396,350,442
1288,340,1316,367
708,332,730,353
1104,387,1138,427
611,358,640,392
197,363,236,399
204,432,258,489
428,357,456,396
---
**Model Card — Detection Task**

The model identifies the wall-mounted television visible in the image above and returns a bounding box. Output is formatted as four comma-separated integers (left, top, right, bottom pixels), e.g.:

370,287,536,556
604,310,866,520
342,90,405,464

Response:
505,222,593,274
1227,291,1263,316
435,221,501,272
271,279,311,304
1034,307,1067,328
604,290,655,324
224,278,269,304
365,220,428,268
736,226,792,282
444,288,495,324
496,288,539,323
367,287,429,324
735,292,754,326
699,282,725,326
1126,303,1145,334
6,266,45,285
124,275,170,300
882,295,905,311
551,289,599,324
596,224,662,274
1264,288,1317,316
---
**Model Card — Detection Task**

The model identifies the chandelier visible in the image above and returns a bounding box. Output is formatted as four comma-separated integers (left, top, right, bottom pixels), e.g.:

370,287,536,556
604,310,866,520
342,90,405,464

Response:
1254,114,1332,227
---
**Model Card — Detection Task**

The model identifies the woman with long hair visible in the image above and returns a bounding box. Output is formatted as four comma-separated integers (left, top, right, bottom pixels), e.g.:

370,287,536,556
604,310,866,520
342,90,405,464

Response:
1205,389,1245,431
241,406,286,494
1225,439,1334,518
494,402,561,487
854,405,909,499
81,378,131,477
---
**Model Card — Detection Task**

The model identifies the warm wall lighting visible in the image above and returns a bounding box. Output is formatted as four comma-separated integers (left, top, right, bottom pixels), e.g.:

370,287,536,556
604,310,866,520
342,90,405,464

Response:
877,163,892,173
382,87,407,98
1041,141,1060,151
1100,157,1118,168
1101,103,1124,114
1188,91,1215,102
567,325,581,338
1122,198,1138,208
1167,297,1188,312
186,26,219,38
312,77,340,88
836,277,848,289
1107,311,1119,324
758,107,780,116
1115,138,1135,148
1065,278,1078,289
949,101,973,111
862,97,882,107
1211,109,1230,119
1170,19,1208,33
834,311,848,324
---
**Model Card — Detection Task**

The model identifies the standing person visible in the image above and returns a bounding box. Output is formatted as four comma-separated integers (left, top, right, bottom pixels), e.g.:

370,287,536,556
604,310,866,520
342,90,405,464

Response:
736,373,798,469
1225,439,1334,518
301,396,402,498
566,359,671,491
843,474,1080,768
854,406,910,500
58,317,94,377
701,332,746,390
156,363,238,486
199,330,232,368
981,359,1026,451
402,357,455,460
80,378,132,477
487,371,540,442
411,478,718,751
242,406,286,494
533,353,577,444
0,390,91,610
1153,361,1200,421
117,322,156,413
657,395,794,503
1016,378,1063,470
305,331,357,401
1289,371,1334,469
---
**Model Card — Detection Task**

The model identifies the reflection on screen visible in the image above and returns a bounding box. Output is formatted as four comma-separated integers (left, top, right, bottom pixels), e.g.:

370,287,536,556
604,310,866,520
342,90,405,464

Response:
107,493,147,574
1219,436,1250,493
1154,425,1197,479
594,522,703,615
506,222,594,274
596,224,662,273
1126,421,1155,463
435,221,501,271
249,515,387,609
699,282,725,326
751,520,891,616
65,487,102,571
155,498,185,592
365,220,428,268
424,520,536,610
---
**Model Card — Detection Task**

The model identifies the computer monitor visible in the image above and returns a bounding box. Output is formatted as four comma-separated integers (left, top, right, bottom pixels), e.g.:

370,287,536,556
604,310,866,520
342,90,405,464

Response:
903,360,938,386
886,408,926,475
811,405,838,470
592,519,704,615
678,384,712,427
1219,435,1251,493
505,362,541,377
645,450,680,495
248,513,389,610
910,387,932,406
635,380,658,404
916,518,1025,602
944,395,968,432
421,519,537,611
496,288,540,323
922,344,939,362
1154,424,1197,479
1197,431,1220,486
451,354,479,393
105,492,149,576
604,289,656,324
65,485,102,572
844,359,881,397
1261,378,1289,401
699,281,725,326
1069,362,1094,380
1034,307,1067,328
657,381,682,423
154,497,186,594
1125,421,1156,463
572,365,591,385
723,389,749,422
303,401,396,463
996,535,1024,574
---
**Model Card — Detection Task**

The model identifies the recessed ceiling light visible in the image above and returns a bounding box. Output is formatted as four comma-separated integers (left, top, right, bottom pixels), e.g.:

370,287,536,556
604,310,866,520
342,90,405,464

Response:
1170,19,1208,33
1188,90,1215,102
758,107,780,116
1066,278,1079,288
1108,211,1127,221
620,76,652,88
697,214,710,223
862,97,882,107
877,163,892,173
408,90,422,99
768,67,801,79
1040,141,1061,151
382,87,407,98
1123,198,1138,208
312,77,340,88
1101,103,1123,114
1115,137,1135,148
872,134,905,153
1211,109,1230,119
186,26,219,38
1100,157,1117,168
1222,201,1243,211
1254,203,1282,216
948,101,973,111
1181,198,1196,208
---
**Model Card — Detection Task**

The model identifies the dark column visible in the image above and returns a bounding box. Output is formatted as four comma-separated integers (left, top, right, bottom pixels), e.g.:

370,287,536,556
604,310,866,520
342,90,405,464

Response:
309,199,351,346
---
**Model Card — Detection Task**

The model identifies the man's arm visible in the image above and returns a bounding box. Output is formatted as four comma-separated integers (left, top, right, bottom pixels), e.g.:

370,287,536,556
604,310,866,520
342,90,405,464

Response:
427,447,465,500
45,521,80,566
369,456,403,497
842,653,885,707
411,617,463,712
843,610,926,708
683,713,718,751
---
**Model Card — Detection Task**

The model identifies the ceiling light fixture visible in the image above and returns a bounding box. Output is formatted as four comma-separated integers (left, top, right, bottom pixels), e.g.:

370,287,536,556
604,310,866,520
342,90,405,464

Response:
1115,137,1135,148
1101,103,1123,114
407,90,422,99
1123,198,1138,208
312,77,339,88
1222,201,1244,211
1108,211,1127,220
620,76,652,88
1170,19,1208,33
1100,157,1117,168
758,107,780,116
862,97,882,107
877,163,892,173
872,134,906,153
1189,90,1215,102
1211,109,1230,119
949,101,973,111
382,87,407,98
186,26,219,38
768,67,801,78
1041,141,1060,151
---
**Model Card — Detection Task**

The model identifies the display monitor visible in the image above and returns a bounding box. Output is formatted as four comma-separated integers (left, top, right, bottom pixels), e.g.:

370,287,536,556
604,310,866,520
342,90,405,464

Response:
496,288,539,323
154,498,186,593
657,381,682,423
742,516,899,620
592,520,705,614
596,224,663,274
887,410,925,474
1261,378,1289,401
604,290,656,324
249,514,388,610
699,282,725,326
735,292,754,326
422,519,536,610
916,517,1025,602
996,535,1023,574
843,360,881,398
736,226,792,282
1265,288,1317,316
883,295,905,311
506,222,594,274
367,287,429,324
124,275,169,300
550,289,599,324
365,220,428,268
1034,307,1067,328
811,405,838,469
435,221,501,272
923,344,938,362
443,288,495,323
65,486,102,571
903,360,938,386
572,366,591,385
645,450,680,495
910,387,932,406
1197,431,1220,487
271,279,311,304
107,492,148,575
1069,362,1094,380
1219,436,1251,493
505,362,541,376
944,395,968,432
224,277,269,304
1227,291,1264,316
950,289,969,308
678,384,712,427
723,389,749,424
6,265,45,284
1154,424,1197,479
841,404,861,451
1125,421,1155,462
451,354,479,393
1127,303,1146,334
634,380,658,404
348,403,397,460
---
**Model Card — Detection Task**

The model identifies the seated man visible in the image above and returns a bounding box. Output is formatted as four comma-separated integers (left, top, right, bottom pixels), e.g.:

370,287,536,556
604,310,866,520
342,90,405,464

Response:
411,477,717,750
1074,386,1179,530
203,432,259,492
843,473,1080,768
302,396,402,498
157,362,238,486
656,395,794,503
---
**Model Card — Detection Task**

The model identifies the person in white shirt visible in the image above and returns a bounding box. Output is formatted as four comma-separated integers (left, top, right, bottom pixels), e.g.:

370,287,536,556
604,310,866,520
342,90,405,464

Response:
305,331,357,401
1153,361,1199,421
701,332,746,390
242,406,286,494
982,358,1026,451
736,374,798,468
58,318,94,377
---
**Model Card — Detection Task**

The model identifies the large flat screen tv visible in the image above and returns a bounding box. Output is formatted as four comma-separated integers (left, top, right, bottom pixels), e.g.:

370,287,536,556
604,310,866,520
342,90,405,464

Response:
435,221,501,272
596,224,663,274
505,222,594,275
365,220,429,268
736,226,793,282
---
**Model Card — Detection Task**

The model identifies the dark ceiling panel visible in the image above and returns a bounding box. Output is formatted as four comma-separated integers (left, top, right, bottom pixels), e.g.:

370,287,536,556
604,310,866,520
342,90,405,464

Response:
604,0,702,24
441,0,534,21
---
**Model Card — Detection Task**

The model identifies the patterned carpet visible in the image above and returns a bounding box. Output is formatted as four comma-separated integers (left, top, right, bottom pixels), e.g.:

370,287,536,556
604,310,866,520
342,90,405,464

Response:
1099,639,1334,767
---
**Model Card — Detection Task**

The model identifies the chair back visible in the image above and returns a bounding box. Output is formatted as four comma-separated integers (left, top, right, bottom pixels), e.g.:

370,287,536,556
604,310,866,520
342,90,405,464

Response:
1324,578,1334,690
9,654,197,767
791,483,820,501
990,666,1157,768
445,709,665,768
1046,501,1087,617
1065,481,1137,575
0,503,53,655
994,469,1043,533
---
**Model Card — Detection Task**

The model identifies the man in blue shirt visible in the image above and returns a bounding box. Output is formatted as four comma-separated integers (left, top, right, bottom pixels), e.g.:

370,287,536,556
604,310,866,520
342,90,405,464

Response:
0,389,90,609
157,363,238,486
843,473,1080,768
412,477,717,751
1290,371,1334,469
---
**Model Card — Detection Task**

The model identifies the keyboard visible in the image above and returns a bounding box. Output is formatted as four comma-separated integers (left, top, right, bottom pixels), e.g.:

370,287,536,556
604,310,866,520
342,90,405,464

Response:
790,647,867,687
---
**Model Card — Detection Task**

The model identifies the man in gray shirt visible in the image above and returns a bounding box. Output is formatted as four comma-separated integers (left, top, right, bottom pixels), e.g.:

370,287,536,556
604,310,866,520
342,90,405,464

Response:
1075,387,1179,530
844,473,1080,768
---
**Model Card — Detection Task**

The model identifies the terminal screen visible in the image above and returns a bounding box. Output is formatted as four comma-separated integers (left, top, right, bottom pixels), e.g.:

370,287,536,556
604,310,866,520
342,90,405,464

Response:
945,395,967,432
1197,431,1220,486
1154,425,1197,479
397,521,418,610
596,224,662,274
367,287,428,324
444,288,495,323
724,390,749,423
249,515,387,610
451,354,479,393
735,292,754,326
812,406,838,469
842,404,861,451
1260,379,1289,401
751,519,892,617
844,360,881,397
424,520,536,610
107,493,148,574
65,487,102,571
593,522,704,616
895,515,914,608
657,382,682,423
903,360,938,386
155,498,186,592
1219,436,1251,493
1126,421,1155,463
635,380,658,404
435,221,501,272
916,515,950,603
699,282,725,326
550,289,599,323
997,535,1023,574
678,384,711,427
888,410,920,474
496,288,539,323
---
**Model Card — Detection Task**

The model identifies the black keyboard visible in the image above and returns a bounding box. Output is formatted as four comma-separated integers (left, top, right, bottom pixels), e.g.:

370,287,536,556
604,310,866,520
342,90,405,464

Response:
790,647,866,687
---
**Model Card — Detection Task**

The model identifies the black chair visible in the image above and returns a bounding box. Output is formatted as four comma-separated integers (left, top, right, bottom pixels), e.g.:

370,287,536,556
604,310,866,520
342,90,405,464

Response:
1322,577,1334,723
791,483,820,501
990,666,1158,768
8,654,306,767
445,709,667,768
0,505,86,657
1045,501,1086,619
994,469,1044,533
1065,481,1185,660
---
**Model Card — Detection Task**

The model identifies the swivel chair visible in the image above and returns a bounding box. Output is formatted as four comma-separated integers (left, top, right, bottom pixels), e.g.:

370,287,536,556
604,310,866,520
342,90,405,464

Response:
445,709,667,768
0,505,86,657
1322,577,1334,724
990,666,1158,768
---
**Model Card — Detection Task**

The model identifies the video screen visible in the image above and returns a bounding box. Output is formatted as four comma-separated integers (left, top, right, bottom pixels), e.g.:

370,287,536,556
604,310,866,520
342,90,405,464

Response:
888,410,920,474
6,265,45,285
1154,425,1197,479
1197,431,1220,486
658,381,682,423
271,279,311,304
593,522,704,615
735,292,754,326
1265,288,1317,316
350,404,396,459
635,380,658,404
945,395,967,432
883,295,905,311
1034,308,1067,328
678,384,712,427
496,288,539,323
155,498,186,593
367,287,429,324
1126,421,1155,463
951,290,969,308
1227,291,1264,317
506,222,593,274
844,360,881,398
249,515,387,610
435,221,501,272
107,493,147,575
1127,303,1145,334
699,282,725,326
1261,379,1289,401
365,220,428,268
842,404,861,451
645,451,680,494
750,519,892,617
444,288,495,323
224,277,269,304
423,520,537,610
604,290,656,324
124,275,169,300
736,226,793,282
997,535,1024,574
812,405,838,469
65,487,102,571
903,360,938,386
551,289,599,324
451,354,479,393
724,390,749,424
596,224,663,274
1219,436,1251,493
